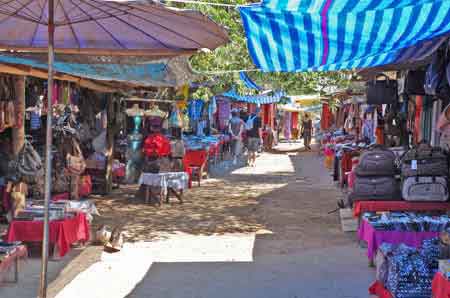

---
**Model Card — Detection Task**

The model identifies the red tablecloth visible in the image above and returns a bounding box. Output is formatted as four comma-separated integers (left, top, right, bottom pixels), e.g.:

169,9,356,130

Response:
432,272,450,298
0,245,27,277
369,281,393,298
4,213,89,257
353,201,450,218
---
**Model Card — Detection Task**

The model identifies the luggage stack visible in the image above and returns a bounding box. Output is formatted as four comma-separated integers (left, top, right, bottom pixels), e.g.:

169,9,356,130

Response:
401,144,449,202
350,145,401,202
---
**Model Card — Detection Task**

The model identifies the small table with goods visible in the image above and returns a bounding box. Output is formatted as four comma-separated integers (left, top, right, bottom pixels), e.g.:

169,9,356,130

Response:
4,211,90,258
0,242,27,283
357,212,450,262
138,172,189,205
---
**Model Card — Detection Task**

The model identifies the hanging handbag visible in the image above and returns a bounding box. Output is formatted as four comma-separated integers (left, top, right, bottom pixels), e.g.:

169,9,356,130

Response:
66,139,86,175
18,140,43,177
399,70,426,95
52,170,70,193
366,74,398,104
426,47,449,97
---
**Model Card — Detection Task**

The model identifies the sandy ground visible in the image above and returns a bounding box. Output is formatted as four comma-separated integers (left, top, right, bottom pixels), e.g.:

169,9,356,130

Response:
1,145,374,298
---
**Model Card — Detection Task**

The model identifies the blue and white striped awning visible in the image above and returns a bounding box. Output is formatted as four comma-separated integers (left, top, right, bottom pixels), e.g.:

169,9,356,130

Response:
239,0,450,72
222,89,285,104
239,71,263,90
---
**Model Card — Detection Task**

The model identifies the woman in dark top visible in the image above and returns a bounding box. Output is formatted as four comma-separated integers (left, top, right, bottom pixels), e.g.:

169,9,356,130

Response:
301,113,313,150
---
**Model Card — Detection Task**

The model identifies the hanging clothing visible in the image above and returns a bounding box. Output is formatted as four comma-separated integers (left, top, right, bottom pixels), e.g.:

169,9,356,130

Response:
283,111,291,140
30,111,41,130
362,119,375,143
291,112,299,130
208,96,217,122
188,99,204,121
415,96,423,144
217,98,231,131
321,103,331,130
431,99,443,147
421,96,434,143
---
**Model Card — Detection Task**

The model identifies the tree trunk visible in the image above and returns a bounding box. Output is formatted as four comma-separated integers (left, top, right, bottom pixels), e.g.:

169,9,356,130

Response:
12,76,25,156
105,94,115,194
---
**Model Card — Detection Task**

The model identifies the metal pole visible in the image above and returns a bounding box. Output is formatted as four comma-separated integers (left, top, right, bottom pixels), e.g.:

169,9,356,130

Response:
39,0,54,297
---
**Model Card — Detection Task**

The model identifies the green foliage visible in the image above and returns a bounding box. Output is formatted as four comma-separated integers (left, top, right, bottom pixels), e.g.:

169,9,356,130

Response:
172,0,351,95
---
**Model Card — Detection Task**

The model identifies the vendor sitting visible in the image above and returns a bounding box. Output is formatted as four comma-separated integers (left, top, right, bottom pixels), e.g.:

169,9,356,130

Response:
170,127,185,171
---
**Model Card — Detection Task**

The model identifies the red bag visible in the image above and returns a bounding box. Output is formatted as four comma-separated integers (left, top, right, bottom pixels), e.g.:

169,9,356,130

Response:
78,175,92,197
143,133,171,157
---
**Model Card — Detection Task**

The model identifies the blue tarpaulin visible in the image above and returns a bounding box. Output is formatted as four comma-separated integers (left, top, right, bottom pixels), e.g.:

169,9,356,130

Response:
0,54,192,87
239,0,450,72
239,71,263,90
222,88,285,104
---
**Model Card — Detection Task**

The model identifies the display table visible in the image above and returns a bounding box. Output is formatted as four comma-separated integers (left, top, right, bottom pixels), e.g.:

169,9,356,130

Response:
432,272,450,298
4,213,90,257
0,245,27,283
138,172,189,205
369,281,393,298
357,219,439,260
353,201,450,218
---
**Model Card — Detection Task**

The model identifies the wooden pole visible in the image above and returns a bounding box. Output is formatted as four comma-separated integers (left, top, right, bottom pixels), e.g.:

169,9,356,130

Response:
12,76,25,156
105,94,115,194
40,0,54,297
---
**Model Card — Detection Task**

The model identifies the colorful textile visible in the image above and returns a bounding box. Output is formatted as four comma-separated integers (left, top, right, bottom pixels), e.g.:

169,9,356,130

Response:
5,213,90,257
188,99,204,121
208,96,217,121
30,111,41,130
283,111,291,139
321,103,331,130
362,119,374,143
415,96,423,144
239,1,450,72
291,112,298,130
357,219,439,260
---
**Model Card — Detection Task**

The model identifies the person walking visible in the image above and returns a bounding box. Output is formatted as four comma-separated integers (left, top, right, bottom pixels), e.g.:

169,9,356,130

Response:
301,113,313,150
245,108,262,167
229,109,244,165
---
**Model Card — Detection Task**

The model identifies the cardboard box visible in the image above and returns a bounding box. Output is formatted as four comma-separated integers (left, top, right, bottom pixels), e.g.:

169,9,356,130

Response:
340,208,358,232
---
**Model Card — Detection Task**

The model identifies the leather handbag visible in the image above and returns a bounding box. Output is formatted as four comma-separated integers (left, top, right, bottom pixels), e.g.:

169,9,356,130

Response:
366,74,398,105
400,70,426,95
66,139,86,175
426,48,449,97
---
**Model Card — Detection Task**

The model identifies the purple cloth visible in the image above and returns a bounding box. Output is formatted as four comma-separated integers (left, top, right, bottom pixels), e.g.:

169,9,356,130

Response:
217,99,231,131
357,219,439,260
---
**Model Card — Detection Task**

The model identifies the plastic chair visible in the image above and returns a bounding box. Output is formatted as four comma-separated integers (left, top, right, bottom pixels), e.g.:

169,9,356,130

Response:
183,150,208,187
